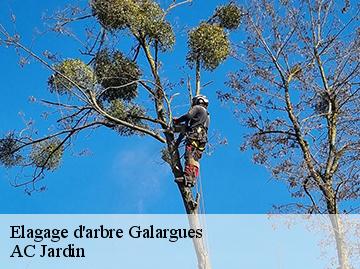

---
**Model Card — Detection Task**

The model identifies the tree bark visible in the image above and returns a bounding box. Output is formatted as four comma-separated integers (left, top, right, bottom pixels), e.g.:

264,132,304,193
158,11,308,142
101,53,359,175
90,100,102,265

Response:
188,213,212,269
168,140,211,269
140,38,211,269
324,189,350,269
329,214,350,269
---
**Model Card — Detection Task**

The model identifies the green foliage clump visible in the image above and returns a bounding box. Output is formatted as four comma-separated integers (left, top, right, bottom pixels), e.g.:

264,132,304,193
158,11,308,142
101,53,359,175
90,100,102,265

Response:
214,3,242,30
91,0,135,30
148,20,175,51
187,23,230,70
0,133,23,168
107,99,126,118
92,0,175,51
107,100,147,135
48,59,95,94
140,1,175,50
30,138,64,171
95,49,141,102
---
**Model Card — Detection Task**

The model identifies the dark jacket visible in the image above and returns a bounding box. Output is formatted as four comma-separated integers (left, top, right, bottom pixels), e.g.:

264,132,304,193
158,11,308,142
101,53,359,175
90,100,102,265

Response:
177,105,210,133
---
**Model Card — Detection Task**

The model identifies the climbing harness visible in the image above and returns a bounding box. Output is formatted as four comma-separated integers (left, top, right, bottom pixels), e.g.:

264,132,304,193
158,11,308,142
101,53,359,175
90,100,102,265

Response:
173,127,206,186
172,95,210,209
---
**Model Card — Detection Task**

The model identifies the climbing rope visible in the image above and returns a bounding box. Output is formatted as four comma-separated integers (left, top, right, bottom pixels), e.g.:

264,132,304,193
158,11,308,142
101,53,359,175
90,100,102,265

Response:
196,172,211,256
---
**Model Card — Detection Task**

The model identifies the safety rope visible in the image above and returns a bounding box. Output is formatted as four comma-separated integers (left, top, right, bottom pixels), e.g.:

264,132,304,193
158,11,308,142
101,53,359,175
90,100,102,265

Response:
196,172,210,256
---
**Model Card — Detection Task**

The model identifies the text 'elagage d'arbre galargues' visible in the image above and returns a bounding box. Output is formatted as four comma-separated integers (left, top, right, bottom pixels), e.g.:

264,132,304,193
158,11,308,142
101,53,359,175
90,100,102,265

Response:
9,225,203,258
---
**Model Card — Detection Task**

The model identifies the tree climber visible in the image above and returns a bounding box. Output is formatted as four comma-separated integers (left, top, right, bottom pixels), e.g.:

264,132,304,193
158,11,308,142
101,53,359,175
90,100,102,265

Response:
173,95,210,187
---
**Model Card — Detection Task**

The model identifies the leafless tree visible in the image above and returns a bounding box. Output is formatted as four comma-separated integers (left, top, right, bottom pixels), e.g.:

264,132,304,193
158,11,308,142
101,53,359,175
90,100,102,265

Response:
219,0,359,268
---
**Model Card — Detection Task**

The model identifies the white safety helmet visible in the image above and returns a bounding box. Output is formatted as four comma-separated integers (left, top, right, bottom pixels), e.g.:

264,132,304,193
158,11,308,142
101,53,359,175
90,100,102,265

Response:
192,95,209,106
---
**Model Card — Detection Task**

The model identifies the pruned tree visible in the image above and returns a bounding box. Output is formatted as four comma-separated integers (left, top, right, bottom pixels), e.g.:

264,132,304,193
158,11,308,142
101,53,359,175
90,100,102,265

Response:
0,1,241,269
218,0,359,268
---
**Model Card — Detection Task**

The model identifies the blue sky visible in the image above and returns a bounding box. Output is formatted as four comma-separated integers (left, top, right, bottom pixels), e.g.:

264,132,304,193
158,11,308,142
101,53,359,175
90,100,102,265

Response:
0,0,296,214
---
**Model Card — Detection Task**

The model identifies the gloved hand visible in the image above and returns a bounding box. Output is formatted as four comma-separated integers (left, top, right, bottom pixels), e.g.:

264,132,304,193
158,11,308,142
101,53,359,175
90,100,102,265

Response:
173,117,179,124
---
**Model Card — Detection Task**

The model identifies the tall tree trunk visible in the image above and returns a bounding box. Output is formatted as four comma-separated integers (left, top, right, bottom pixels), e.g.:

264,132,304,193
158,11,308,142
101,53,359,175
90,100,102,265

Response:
188,212,212,269
325,190,350,269
167,135,211,269
140,38,210,269
329,214,350,269
168,171,211,269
